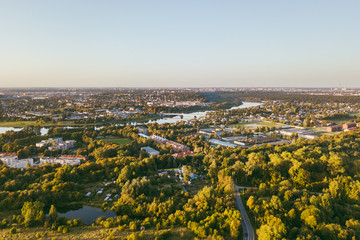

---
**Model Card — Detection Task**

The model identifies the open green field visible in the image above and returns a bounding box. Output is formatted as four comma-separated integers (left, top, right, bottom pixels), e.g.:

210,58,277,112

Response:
0,226,194,240
322,115,357,124
350,112,360,116
327,118,356,124
103,137,132,146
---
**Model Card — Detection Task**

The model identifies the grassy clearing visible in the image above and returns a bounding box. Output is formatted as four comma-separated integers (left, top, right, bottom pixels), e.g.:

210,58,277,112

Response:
103,137,132,146
0,226,194,240
323,115,357,124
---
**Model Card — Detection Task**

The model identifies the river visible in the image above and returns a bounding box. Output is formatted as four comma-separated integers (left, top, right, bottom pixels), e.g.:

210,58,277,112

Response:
146,101,263,124
0,127,49,135
0,102,262,134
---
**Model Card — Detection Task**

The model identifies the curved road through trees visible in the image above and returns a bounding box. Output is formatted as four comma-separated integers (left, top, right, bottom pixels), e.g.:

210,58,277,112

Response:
234,185,255,240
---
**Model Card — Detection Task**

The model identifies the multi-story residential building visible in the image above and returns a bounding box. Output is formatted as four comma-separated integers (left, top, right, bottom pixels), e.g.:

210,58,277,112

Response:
0,153,18,165
40,157,81,166
36,138,75,151
0,153,34,169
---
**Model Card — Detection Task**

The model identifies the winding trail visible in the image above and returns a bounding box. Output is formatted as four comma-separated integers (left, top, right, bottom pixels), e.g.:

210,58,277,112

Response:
234,184,255,240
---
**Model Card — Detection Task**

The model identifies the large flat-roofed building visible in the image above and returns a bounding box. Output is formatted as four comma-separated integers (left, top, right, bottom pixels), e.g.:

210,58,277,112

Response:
0,153,34,169
0,153,18,165
343,122,357,130
172,151,194,158
278,128,314,136
137,126,148,134
209,139,236,148
150,135,168,144
141,146,160,156
138,133,150,139
40,157,81,166
166,141,190,152
234,137,277,146
326,125,342,132
150,135,190,152
11,158,34,169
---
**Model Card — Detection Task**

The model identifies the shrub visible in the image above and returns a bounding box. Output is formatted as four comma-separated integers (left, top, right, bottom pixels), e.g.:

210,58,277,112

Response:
9,227,16,234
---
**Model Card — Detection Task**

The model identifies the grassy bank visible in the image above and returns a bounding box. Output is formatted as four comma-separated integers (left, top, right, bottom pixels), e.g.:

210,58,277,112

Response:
0,121,83,127
103,137,132,146
0,226,194,240
0,115,160,128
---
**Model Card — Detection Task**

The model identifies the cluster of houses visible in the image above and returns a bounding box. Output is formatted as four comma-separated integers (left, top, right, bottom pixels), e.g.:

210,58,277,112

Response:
36,137,75,151
0,153,83,169
326,122,359,132
158,165,198,183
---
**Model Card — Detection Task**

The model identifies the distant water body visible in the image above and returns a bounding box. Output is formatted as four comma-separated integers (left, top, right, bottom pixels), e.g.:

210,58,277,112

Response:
0,102,263,133
0,127,48,135
148,101,263,124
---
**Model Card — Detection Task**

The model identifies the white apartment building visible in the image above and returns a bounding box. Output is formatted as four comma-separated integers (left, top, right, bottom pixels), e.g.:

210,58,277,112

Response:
40,157,81,166
36,138,75,151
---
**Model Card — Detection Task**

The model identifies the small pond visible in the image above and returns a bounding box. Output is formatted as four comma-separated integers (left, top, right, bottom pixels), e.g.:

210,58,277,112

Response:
57,206,117,225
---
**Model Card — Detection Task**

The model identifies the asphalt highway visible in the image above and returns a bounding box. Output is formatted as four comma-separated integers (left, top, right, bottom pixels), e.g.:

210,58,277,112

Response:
234,185,255,240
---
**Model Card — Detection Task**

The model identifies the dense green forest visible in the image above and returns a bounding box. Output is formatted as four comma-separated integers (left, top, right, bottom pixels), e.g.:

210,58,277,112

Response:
0,121,359,239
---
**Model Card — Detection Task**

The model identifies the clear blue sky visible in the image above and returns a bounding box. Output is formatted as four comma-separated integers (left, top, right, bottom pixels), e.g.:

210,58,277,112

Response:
1,1,360,88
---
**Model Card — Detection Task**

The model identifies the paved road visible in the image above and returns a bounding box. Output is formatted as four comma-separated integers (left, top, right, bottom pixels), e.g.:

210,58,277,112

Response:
234,185,255,240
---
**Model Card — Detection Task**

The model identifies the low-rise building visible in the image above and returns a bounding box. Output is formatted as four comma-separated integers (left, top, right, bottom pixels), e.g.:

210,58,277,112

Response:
166,141,190,152
234,137,277,146
0,153,34,169
326,125,342,132
138,133,150,139
36,138,75,151
172,151,194,158
278,128,314,136
137,126,148,134
40,157,81,166
0,153,18,165
209,139,236,148
343,122,357,130
150,135,168,144
11,158,34,169
141,146,160,156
